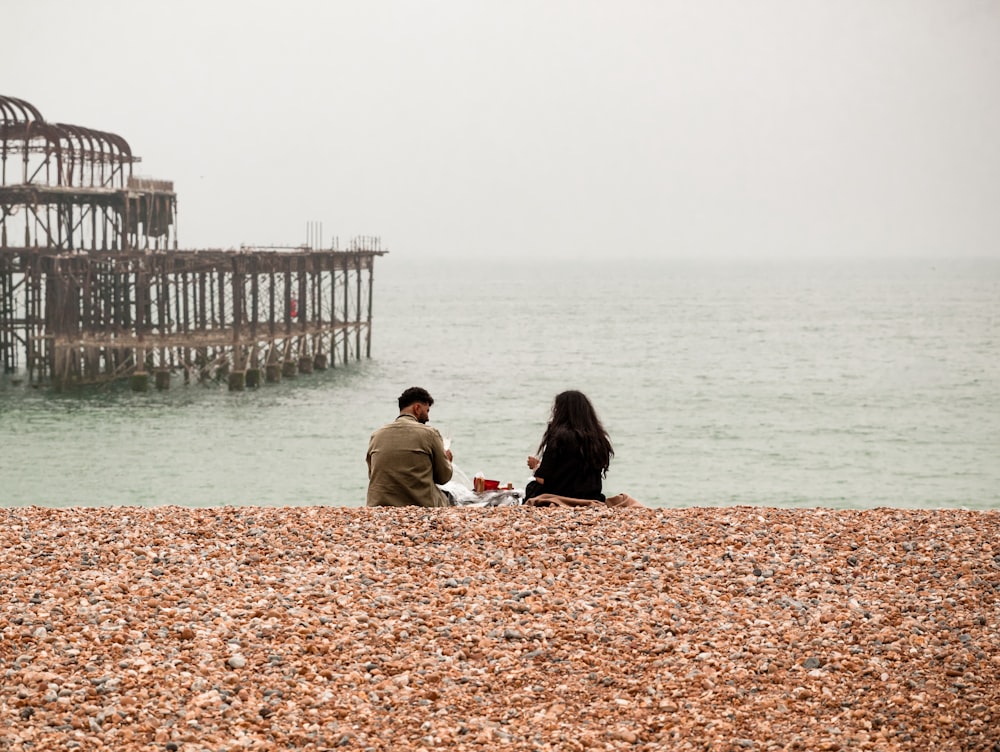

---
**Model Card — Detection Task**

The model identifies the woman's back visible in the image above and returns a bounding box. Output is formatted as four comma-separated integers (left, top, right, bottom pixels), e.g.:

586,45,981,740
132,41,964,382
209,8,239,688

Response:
525,391,613,502
532,433,606,501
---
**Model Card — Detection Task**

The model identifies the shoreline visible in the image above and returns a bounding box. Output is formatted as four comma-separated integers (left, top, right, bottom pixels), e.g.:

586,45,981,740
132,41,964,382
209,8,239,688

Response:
2,506,997,750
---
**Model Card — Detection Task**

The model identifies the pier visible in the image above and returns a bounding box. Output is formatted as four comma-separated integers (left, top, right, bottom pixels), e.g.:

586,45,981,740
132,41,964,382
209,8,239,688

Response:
0,95,385,389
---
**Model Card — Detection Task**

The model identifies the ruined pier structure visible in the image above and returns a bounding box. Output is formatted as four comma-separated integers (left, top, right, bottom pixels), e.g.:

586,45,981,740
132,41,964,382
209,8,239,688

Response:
0,95,385,389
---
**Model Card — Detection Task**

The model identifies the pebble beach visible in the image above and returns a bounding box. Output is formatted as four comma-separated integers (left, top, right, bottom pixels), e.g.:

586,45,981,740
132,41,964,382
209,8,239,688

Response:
2,505,998,751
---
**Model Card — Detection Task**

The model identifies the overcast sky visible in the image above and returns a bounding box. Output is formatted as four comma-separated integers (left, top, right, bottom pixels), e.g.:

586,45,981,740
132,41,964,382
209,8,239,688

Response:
4,0,999,260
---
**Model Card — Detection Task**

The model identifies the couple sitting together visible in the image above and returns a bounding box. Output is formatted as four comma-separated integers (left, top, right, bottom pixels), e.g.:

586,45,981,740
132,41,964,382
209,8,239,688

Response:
366,386,641,508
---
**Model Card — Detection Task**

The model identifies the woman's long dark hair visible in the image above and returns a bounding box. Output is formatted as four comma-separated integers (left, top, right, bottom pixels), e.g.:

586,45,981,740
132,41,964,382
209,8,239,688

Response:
537,390,614,476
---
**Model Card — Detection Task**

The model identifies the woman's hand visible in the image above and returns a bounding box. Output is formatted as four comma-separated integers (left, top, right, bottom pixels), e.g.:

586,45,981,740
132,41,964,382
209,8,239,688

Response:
527,455,540,471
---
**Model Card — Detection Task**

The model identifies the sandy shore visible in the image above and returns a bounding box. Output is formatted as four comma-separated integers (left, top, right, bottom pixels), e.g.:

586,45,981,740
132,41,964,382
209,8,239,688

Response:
1,505,998,751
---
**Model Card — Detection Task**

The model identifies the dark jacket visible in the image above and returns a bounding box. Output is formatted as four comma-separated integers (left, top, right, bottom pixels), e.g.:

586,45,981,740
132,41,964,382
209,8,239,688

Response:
526,437,605,502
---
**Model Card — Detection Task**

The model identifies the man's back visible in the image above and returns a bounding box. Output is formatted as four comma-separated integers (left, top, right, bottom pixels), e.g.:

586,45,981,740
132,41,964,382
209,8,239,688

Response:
366,414,453,507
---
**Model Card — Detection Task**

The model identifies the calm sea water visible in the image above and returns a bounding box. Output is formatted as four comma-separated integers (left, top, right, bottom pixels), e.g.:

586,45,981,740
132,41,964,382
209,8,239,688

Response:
1,256,998,509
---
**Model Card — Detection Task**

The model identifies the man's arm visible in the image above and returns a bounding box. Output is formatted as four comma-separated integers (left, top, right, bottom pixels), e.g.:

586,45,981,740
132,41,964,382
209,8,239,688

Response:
429,429,453,485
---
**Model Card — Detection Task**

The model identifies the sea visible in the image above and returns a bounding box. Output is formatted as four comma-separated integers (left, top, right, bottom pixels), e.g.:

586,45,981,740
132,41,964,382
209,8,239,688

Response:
1,255,998,510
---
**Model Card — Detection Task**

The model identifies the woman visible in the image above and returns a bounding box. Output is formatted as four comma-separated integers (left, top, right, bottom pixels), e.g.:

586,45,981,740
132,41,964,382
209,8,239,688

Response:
525,390,614,502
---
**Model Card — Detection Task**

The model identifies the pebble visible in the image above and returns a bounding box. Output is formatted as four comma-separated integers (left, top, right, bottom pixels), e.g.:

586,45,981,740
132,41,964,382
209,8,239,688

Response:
1,505,998,750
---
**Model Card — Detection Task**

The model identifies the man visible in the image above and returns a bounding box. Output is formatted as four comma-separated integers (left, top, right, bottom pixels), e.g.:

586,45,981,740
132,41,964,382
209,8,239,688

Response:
366,386,454,507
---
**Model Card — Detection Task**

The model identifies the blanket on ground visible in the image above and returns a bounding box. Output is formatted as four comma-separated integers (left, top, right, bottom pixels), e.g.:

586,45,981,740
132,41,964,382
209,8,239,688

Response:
525,492,645,508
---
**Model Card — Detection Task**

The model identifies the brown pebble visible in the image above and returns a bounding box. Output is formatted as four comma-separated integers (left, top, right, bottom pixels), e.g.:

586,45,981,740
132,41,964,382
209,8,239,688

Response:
0,505,998,750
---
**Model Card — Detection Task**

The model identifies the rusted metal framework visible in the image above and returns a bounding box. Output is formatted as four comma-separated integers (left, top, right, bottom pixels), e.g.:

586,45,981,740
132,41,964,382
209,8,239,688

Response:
0,95,175,253
1,96,386,389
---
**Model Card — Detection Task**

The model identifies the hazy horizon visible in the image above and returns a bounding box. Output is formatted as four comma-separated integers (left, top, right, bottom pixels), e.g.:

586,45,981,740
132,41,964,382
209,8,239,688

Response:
4,1,999,261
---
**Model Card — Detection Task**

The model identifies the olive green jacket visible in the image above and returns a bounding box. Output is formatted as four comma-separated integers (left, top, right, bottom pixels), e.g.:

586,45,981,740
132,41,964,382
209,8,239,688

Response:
366,414,453,507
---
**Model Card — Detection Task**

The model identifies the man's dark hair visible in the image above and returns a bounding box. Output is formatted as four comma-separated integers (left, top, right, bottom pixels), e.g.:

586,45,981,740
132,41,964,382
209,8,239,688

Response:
398,386,434,411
